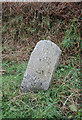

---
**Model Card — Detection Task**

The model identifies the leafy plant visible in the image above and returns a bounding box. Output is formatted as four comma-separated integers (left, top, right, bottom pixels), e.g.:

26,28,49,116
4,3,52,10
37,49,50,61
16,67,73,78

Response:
2,55,80,119
61,19,80,49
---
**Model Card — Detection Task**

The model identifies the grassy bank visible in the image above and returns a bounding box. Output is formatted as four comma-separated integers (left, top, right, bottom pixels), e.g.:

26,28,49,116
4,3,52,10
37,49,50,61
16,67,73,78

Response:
2,2,81,119
2,55,81,119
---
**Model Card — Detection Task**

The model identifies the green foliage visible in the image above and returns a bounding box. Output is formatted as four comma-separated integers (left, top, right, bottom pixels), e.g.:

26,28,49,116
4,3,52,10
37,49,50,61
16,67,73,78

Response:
2,3,81,119
61,19,80,49
69,104,77,112
2,55,80,119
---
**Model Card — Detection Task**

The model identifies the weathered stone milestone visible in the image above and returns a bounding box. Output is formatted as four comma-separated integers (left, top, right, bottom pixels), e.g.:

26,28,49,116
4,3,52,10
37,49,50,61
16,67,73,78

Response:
21,40,61,92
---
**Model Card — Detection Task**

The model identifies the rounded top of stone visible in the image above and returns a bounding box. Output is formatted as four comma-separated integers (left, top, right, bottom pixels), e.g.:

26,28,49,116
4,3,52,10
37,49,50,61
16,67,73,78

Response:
37,40,62,53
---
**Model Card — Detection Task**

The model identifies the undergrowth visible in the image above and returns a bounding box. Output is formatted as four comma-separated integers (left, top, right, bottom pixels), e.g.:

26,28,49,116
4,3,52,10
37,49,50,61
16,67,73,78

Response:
2,2,81,119
61,19,80,49
2,55,81,119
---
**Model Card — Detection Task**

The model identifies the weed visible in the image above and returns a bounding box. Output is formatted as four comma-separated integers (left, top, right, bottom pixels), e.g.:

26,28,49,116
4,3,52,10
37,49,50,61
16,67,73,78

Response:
61,19,80,49
2,3,81,119
2,55,81,119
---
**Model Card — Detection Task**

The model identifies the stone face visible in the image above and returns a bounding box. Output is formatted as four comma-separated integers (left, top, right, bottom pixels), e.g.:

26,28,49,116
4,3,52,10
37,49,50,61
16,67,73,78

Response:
21,40,61,92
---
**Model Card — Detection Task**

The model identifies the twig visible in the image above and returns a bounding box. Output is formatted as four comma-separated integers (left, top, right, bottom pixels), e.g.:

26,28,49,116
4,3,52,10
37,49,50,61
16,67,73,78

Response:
63,93,73,106
19,99,26,105
0,69,6,72
69,71,76,81
10,92,28,102
63,82,79,93
64,70,72,82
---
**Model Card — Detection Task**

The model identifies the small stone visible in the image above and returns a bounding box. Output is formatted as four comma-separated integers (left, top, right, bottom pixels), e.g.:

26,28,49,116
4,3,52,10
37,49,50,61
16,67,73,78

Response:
21,40,61,92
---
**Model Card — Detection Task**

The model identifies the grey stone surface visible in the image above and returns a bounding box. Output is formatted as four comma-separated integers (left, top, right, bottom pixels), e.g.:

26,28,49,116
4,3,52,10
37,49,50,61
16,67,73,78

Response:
21,40,61,92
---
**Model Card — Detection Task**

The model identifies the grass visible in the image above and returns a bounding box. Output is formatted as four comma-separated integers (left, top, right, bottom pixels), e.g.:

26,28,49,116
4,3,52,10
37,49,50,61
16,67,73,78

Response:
61,19,80,49
2,55,81,119
2,4,81,119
